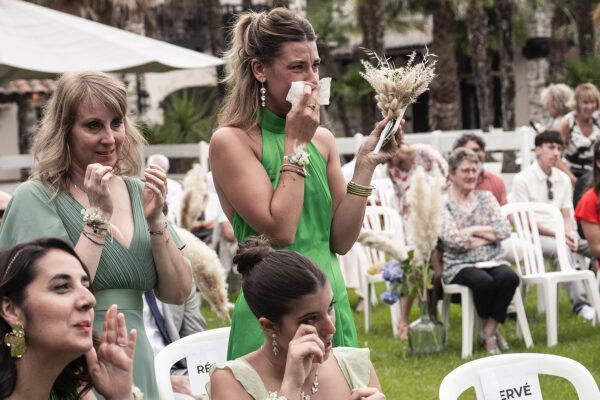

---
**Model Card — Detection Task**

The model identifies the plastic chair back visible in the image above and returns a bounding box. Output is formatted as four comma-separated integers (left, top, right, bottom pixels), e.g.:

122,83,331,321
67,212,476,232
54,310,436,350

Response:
155,326,230,400
439,353,600,399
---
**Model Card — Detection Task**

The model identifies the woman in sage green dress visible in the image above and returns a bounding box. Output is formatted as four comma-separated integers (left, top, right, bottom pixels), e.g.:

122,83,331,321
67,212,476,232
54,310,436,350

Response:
0,71,192,399
210,8,403,360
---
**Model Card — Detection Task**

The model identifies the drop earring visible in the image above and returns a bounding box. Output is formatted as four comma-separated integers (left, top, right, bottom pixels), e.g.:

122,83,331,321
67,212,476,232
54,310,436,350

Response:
271,332,278,356
4,323,26,358
260,83,266,108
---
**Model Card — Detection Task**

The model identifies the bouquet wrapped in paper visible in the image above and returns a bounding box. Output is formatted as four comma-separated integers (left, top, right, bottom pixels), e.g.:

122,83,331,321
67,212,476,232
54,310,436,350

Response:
360,50,436,153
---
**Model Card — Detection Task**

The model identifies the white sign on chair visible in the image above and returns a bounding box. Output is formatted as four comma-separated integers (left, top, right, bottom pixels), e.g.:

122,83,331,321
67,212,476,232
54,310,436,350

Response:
186,338,228,396
479,361,543,400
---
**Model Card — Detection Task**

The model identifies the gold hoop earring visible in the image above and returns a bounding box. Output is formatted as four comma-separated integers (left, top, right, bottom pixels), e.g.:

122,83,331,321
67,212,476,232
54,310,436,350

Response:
4,323,26,358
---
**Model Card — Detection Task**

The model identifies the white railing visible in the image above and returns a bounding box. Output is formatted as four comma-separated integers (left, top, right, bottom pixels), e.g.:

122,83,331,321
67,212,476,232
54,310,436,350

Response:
0,127,536,192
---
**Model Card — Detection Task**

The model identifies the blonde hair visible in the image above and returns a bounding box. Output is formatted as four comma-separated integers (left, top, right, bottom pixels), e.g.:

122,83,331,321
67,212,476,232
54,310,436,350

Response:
31,71,146,195
218,8,316,130
567,83,600,113
540,83,573,116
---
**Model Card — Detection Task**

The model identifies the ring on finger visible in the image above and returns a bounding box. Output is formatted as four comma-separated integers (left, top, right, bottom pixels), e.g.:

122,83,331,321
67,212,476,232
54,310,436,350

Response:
308,103,316,111
118,343,127,347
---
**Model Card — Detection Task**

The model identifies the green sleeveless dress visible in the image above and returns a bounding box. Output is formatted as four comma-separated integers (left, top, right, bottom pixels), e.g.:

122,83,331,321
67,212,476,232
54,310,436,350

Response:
227,109,358,359
0,179,184,400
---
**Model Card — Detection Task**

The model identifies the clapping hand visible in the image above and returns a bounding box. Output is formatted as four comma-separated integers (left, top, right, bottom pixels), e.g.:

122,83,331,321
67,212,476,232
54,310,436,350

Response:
143,164,168,228
86,305,136,400
84,163,115,220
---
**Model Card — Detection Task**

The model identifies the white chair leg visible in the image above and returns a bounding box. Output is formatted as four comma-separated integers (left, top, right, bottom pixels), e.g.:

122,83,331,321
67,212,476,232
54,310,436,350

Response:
513,289,533,348
363,274,371,333
544,283,558,347
441,293,451,331
583,275,600,327
461,291,474,359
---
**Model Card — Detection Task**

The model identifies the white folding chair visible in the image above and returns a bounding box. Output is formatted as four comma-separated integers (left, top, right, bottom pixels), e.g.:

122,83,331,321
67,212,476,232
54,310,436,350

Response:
441,281,533,359
155,326,230,400
368,178,396,209
361,206,407,337
439,353,600,399
501,202,600,346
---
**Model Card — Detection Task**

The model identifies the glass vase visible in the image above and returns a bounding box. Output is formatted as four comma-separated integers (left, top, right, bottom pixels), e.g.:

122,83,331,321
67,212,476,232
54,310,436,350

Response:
408,299,446,355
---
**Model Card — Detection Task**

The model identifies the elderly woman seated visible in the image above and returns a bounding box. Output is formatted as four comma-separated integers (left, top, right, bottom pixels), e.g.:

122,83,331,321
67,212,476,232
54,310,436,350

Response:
439,148,519,355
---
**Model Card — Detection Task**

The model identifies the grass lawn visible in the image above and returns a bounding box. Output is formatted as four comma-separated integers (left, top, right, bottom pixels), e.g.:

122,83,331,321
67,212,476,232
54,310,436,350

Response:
201,283,600,399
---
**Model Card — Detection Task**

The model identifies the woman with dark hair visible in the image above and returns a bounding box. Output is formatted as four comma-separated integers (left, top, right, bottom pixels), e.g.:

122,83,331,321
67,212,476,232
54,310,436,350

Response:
440,148,519,355
208,238,385,400
211,7,402,359
0,71,191,397
0,238,136,400
574,140,600,270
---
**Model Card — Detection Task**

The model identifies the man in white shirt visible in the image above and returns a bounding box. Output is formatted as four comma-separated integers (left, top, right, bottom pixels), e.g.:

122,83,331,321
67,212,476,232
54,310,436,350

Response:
510,130,595,320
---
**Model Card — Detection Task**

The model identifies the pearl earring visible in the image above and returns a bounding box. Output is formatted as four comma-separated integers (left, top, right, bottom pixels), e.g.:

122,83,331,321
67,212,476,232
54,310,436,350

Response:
260,83,266,108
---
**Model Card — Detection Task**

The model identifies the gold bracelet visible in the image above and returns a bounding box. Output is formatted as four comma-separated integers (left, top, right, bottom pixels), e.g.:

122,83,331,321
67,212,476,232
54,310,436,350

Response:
347,181,374,197
149,221,168,235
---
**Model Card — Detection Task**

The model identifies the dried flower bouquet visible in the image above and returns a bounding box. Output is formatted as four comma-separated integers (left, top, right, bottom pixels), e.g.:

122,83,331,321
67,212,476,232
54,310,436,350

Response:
360,50,436,153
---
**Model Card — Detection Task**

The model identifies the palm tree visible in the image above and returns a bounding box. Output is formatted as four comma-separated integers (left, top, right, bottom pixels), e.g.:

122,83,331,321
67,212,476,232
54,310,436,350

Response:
548,1,569,81
358,0,385,135
570,0,595,57
466,0,492,131
200,0,226,101
497,0,515,131
428,0,461,130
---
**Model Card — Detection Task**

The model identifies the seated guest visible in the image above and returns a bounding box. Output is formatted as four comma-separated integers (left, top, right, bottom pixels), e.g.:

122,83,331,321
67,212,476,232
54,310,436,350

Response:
386,143,448,338
440,148,519,354
452,133,506,206
575,140,600,271
208,238,386,399
143,280,207,400
511,130,595,320
0,238,136,400
557,83,600,185
540,83,573,131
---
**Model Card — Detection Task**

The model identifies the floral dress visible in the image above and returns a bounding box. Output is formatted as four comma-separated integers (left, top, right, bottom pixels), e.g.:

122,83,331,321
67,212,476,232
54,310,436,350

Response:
439,191,511,284
385,144,448,242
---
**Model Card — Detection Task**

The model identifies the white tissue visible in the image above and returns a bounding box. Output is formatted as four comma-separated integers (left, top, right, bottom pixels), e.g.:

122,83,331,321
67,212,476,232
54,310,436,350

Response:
285,77,331,110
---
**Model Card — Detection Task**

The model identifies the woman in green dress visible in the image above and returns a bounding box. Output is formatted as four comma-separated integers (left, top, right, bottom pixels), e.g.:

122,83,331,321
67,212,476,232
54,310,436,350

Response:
0,71,192,399
0,238,137,400
210,8,403,360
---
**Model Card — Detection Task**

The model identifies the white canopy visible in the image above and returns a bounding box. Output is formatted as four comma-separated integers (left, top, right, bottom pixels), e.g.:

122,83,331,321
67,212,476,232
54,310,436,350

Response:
0,0,224,84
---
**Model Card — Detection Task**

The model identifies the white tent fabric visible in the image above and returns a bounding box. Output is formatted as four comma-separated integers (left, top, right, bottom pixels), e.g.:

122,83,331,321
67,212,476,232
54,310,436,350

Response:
0,0,224,84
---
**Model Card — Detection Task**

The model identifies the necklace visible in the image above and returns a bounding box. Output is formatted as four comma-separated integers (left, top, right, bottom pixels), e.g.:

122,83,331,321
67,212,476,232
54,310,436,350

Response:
260,345,319,399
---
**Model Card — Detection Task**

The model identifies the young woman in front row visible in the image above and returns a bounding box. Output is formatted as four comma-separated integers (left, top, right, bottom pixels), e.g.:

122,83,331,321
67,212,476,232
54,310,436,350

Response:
0,238,136,400
208,238,386,400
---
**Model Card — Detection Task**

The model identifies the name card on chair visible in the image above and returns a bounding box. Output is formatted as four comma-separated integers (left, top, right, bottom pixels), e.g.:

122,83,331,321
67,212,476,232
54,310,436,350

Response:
479,361,542,400
186,338,228,395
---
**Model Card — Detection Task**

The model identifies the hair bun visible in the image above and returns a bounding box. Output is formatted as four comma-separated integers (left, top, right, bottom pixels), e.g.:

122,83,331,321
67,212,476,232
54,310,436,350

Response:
234,237,273,276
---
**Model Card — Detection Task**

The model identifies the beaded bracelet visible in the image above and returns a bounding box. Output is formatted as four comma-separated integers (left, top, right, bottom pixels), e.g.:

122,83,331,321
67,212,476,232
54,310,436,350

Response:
347,181,375,197
82,231,105,246
149,221,168,235
281,163,308,178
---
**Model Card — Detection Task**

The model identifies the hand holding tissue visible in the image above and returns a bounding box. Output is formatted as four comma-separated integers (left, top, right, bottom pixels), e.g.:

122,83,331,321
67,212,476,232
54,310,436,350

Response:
285,78,331,110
